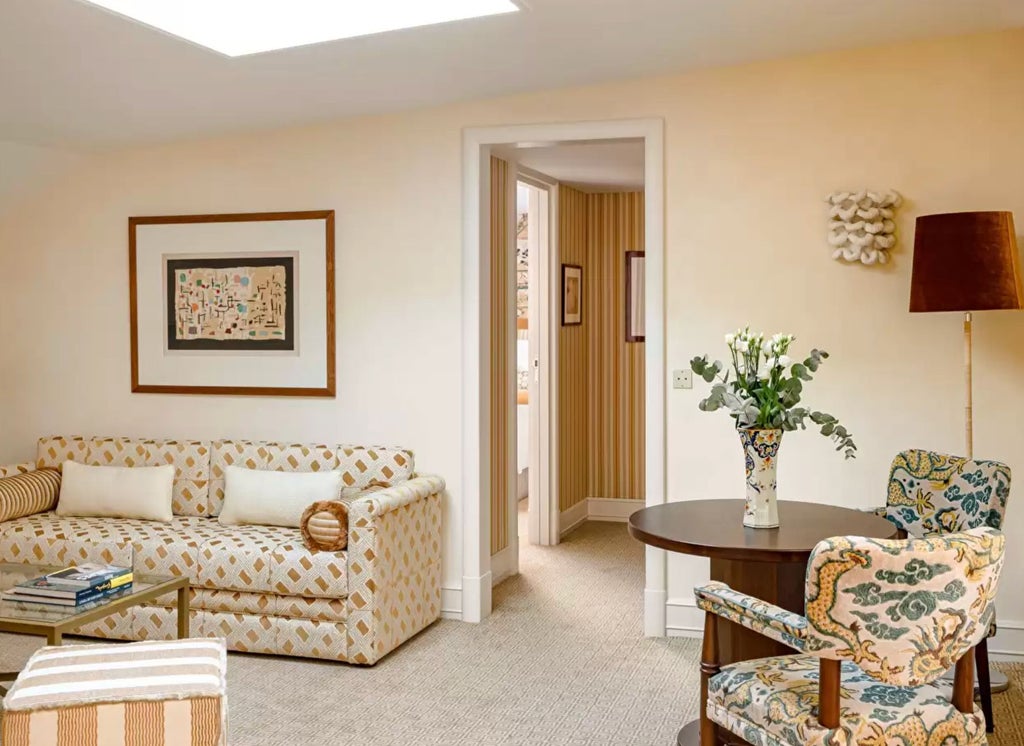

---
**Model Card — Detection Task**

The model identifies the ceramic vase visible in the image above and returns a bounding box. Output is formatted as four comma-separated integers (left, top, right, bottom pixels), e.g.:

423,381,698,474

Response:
738,428,782,529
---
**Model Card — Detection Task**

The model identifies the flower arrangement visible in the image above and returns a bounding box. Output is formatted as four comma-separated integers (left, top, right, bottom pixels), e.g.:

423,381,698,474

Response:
690,328,857,458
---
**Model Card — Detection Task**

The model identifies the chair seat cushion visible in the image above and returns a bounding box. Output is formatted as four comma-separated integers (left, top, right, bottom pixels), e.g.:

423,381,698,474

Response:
707,655,986,746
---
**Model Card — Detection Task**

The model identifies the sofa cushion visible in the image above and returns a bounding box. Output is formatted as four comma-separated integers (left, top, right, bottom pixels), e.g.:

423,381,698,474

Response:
57,461,174,522
197,528,347,598
208,440,413,516
0,512,347,599
36,437,211,518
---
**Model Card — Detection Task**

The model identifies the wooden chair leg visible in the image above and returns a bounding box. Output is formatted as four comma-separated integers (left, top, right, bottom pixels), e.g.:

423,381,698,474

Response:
975,640,995,733
818,659,841,729
953,650,976,715
700,612,721,746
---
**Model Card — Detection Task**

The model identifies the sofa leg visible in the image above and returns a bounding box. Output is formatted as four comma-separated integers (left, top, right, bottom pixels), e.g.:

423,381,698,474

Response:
976,640,994,733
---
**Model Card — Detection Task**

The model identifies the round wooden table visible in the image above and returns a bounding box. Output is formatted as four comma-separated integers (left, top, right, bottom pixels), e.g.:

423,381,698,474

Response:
628,499,899,746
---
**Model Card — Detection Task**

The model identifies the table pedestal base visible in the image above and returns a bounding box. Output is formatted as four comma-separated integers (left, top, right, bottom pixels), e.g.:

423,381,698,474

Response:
710,556,805,660
677,720,752,746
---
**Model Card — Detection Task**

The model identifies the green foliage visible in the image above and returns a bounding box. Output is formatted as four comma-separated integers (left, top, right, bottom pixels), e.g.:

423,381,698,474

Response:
691,329,857,458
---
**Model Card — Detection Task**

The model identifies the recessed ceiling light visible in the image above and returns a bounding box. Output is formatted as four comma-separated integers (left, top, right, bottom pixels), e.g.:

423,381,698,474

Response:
79,0,521,57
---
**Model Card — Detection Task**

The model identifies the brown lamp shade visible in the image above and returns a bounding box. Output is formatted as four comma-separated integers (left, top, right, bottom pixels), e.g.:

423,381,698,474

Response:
910,211,1023,312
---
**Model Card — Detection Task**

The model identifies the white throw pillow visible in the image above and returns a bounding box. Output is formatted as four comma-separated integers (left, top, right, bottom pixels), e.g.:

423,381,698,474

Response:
219,466,343,528
57,461,175,522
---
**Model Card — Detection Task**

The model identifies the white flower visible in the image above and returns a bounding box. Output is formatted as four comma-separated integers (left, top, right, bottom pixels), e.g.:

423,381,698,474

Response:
778,355,791,368
724,333,735,346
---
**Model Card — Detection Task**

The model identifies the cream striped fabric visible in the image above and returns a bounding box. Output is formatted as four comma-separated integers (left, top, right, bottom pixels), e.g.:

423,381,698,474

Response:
0,462,35,478
0,469,60,522
3,639,226,746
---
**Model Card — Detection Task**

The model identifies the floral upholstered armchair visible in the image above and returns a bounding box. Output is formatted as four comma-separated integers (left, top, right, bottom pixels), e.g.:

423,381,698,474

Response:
694,528,1005,746
873,449,1011,731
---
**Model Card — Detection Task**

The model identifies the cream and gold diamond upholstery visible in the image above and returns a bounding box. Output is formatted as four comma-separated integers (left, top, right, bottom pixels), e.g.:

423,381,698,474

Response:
209,440,414,517
0,435,444,665
36,436,211,517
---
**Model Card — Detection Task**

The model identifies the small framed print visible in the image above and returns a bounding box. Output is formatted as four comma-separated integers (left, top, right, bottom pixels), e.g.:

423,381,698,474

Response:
625,251,645,342
562,264,583,326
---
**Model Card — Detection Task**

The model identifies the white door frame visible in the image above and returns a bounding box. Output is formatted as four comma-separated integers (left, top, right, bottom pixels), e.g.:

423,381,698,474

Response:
517,166,559,548
461,118,667,636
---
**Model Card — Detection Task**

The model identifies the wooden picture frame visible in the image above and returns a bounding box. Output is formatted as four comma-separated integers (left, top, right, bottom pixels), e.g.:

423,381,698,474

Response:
626,250,645,342
129,210,336,397
561,264,583,326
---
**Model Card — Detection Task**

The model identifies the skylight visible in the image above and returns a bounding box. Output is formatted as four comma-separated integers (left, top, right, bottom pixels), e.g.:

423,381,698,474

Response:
80,0,521,57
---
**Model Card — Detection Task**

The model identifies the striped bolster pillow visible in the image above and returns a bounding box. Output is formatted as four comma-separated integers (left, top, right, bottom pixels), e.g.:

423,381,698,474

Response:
300,501,349,551
298,482,391,551
0,468,61,522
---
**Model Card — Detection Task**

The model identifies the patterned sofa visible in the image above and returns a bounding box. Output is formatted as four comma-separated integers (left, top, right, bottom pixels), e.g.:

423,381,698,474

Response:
0,436,444,665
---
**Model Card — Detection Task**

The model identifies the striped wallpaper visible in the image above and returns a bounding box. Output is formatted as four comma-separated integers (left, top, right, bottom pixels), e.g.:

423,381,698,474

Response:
558,186,590,513
558,188,646,512
585,192,645,501
490,156,514,556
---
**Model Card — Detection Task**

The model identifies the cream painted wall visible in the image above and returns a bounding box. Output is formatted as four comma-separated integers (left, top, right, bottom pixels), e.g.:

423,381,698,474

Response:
0,141,85,216
1,29,1023,640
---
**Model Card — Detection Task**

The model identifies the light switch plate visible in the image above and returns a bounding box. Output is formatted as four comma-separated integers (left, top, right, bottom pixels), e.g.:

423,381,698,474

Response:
673,370,693,389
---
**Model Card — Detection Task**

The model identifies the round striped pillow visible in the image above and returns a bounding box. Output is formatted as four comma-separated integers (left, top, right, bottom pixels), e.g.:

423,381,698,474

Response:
0,468,61,522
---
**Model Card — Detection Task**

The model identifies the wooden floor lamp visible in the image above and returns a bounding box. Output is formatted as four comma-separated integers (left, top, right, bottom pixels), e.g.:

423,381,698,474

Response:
910,211,1023,460
910,211,1023,711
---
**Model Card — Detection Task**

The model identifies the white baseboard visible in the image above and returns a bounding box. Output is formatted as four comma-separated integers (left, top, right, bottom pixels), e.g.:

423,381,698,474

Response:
560,497,642,536
460,573,492,623
559,499,589,536
440,586,462,620
588,497,643,522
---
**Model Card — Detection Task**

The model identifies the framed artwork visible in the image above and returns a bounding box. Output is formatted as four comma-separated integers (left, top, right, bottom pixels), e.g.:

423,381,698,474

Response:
625,251,645,342
129,210,335,397
562,264,583,326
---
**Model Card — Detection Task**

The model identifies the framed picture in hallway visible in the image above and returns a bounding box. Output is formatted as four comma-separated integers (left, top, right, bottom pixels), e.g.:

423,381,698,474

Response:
625,251,645,342
562,264,583,326
129,210,336,397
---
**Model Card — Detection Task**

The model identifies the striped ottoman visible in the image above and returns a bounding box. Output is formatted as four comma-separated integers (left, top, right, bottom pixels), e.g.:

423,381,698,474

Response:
2,639,227,746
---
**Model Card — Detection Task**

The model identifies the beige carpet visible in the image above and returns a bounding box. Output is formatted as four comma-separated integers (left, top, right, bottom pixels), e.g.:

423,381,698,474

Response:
0,516,1021,745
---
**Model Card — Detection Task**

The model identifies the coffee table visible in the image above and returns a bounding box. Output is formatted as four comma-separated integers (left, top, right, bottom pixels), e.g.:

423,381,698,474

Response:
0,563,190,691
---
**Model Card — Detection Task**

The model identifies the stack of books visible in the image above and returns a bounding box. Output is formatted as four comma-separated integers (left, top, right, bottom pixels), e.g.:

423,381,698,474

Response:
1,564,133,608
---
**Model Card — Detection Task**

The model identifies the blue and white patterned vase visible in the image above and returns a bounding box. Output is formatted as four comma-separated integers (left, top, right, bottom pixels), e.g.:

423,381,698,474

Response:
738,428,782,529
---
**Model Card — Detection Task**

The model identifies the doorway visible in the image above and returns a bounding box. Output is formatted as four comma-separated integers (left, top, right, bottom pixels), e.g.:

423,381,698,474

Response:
461,119,665,634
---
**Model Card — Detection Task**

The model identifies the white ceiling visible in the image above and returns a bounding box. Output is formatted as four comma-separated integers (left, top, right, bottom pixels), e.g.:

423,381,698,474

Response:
1,0,1022,150
509,140,645,192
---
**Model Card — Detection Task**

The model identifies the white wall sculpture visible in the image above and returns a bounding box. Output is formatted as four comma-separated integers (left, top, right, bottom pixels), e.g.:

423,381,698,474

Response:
826,189,902,265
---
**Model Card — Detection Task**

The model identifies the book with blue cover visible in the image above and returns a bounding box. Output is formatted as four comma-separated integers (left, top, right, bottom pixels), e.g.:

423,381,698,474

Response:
43,563,131,590
1,583,132,608
3,568,133,604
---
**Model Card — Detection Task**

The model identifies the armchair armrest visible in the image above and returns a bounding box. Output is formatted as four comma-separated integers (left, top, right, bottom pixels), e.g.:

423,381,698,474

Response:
695,581,808,651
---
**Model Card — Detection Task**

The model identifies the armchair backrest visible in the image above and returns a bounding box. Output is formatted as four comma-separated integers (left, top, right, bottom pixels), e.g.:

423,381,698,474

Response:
886,449,1010,536
804,527,1004,687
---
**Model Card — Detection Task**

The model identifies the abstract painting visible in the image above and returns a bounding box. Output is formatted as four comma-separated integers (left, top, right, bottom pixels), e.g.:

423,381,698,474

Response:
130,210,335,397
166,255,296,351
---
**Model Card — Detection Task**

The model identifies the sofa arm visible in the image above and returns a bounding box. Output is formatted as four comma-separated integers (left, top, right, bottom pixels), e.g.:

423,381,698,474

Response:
346,475,445,522
695,581,807,651
345,476,445,665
